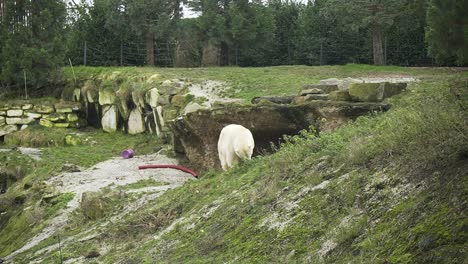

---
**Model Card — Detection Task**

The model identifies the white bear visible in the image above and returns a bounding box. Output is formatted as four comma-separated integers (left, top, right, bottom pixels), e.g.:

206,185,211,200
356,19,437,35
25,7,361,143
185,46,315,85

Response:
217,124,255,171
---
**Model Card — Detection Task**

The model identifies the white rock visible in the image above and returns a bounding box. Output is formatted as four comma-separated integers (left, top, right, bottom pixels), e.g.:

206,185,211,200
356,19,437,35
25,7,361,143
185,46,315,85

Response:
128,108,146,134
101,105,119,133
146,88,159,108
20,125,28,130
0,124,18,136
22,104,33,110
7,109,23,117
183,102,203,115
6,117,35,125
156,106,165,127
26,112,42,119
0,116,5,126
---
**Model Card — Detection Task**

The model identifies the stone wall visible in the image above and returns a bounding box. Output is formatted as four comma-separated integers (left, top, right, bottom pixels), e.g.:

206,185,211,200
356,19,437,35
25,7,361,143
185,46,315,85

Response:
0,101,84,138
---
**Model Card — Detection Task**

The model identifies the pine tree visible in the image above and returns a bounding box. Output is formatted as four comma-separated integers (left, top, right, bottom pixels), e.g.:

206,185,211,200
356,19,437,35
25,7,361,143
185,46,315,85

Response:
426,0,468,65
0,0,66,91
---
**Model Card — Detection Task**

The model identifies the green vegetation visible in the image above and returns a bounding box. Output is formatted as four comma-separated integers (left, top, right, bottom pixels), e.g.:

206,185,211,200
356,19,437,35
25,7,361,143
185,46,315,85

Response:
1,65,467,263
63,64,457,102
0,125,160,257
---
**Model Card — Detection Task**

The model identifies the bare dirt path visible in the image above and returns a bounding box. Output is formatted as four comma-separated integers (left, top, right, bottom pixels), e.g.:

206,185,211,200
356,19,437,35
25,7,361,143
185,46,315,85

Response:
5,152,195,262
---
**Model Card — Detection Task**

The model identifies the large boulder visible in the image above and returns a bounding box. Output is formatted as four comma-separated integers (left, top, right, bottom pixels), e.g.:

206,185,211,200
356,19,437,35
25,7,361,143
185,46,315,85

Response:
6,117,35,125
33,104,55,114
7,109,23,117
170,101,390,172
348,83,384,102
128,108,146,134
99,88,117,105
81,192,107,220
0,125,18,136
101,105,119,133
383,82,407,98
145,88,159,108
329,90,352,101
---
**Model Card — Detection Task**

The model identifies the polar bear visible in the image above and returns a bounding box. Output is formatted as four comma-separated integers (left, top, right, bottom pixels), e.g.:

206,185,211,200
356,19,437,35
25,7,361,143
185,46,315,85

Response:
218,124,255,171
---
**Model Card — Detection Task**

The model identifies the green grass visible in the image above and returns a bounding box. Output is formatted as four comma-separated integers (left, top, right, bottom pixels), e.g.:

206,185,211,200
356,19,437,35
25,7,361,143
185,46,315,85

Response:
0,126,161,257
3,65,468,263
63,64,457,101
117,179,169,191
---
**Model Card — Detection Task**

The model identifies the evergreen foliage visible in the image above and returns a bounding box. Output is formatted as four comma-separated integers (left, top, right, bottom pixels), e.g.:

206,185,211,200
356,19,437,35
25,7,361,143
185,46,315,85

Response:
0,0,66,91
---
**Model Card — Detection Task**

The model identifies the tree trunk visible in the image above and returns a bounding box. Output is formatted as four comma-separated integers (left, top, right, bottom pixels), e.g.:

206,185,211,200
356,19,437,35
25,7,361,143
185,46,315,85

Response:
146,29,155,66
372,25,385,66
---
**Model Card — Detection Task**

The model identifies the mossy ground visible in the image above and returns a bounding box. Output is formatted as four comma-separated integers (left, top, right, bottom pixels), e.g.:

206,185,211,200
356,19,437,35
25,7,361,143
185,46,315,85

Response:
2,65,467,263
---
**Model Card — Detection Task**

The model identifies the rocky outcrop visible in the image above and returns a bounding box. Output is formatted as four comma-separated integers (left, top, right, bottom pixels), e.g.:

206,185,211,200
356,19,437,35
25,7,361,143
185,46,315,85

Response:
170,101,390,172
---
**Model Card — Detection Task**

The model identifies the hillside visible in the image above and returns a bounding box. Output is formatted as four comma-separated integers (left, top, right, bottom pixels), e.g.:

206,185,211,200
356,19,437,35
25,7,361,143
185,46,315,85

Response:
1,65,467,263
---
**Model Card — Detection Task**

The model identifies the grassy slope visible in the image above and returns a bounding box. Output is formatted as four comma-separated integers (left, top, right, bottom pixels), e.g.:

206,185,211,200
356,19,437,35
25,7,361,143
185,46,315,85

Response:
0,126,160,257
4,65,468,263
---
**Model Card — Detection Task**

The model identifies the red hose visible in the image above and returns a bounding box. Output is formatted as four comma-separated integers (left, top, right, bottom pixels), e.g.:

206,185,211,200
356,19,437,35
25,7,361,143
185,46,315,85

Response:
138,164,198,178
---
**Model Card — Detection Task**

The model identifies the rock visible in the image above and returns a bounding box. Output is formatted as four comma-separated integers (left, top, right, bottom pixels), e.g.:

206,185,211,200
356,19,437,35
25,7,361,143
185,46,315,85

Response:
305,94,329,101
101,105,119,133
54,122,70,128
329,90,352,101
20,125,28,130
86,89,98,103
0,125,18,136
21,104,33,110
6,109,23,117
295,94,329,104
33,104,55,114
55,102,81,113
156,106,165,127
302,84,339,93
159,80,184,95
73,88,81,102
81,191,107,220
131,90,146,109
44,113,66,122
300,88,323,95
183,102,203,115
67,113,79,122
65,134,82,146
161,108,178,121
320,78,363,90
170,94,190,107
26,112,42,119
99,88,117,105
146,88,159,108
0,117,5,126
171,101,390,172
251,96,295,104
6,117,35,125
39,118,54,128
348,83,384,102
61,162,81,172
157,95,170,105
383,82,407,98
128,108,146,134
0,111,6,116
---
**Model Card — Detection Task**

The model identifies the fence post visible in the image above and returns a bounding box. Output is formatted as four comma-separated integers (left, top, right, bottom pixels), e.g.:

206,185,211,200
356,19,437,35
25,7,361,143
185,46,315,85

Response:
83,41,87,66
120,39,123,66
